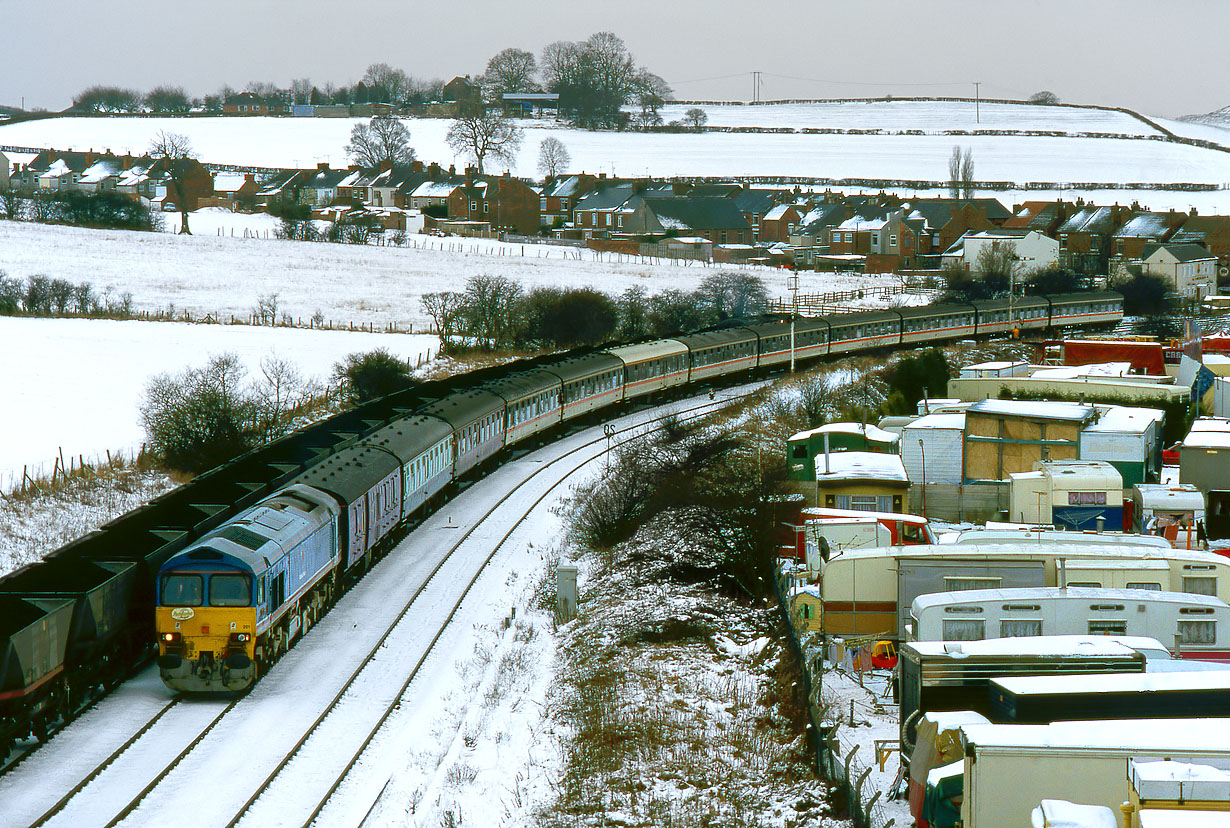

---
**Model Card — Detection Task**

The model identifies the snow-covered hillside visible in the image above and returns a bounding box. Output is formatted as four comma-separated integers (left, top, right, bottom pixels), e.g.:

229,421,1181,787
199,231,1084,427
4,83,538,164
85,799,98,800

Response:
0,316,435,491
3,100,1230,189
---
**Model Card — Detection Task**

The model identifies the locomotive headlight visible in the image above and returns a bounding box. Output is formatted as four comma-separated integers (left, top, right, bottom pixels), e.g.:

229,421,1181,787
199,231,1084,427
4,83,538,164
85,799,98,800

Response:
163,633,176,642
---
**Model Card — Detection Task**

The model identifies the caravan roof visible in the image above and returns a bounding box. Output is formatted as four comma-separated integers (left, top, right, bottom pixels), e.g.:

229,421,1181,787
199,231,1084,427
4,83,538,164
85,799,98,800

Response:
906,635,1165,659
961,717,1230,752
911,586,1227,614
946,529,1172,549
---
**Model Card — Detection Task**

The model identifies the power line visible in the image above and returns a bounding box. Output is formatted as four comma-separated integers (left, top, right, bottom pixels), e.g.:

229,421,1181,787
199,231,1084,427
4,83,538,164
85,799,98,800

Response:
763,72,970,88
669,72,755,86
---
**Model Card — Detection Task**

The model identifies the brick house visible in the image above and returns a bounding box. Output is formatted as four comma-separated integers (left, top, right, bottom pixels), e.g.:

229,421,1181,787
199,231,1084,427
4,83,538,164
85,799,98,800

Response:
147,157,214,211
1169,213,1230,273
448,171,540,234
539,173,600,226
904,198,1011,262
1109,210,1188,276
1055,204,1132,275
202,173,259,209
1002,200,1074,236
760,204,803,244
617,196,753,244
443,76,482,107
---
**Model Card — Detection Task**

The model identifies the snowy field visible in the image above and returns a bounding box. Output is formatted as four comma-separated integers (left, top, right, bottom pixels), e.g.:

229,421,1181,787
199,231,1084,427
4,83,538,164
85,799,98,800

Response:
0,217,837,332
0,316,435,490
654,99,1168,136
4,106,1230,192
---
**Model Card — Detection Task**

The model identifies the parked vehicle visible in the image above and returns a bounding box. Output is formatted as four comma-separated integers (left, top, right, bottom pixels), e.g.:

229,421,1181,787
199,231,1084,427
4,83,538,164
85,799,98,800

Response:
908,587,1230,661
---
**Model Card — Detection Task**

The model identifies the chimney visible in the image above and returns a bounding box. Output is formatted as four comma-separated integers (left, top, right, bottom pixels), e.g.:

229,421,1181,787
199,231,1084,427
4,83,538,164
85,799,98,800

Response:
429,162,441,177
449,164,456,175
318,162,330,171
379,158,393,173
598,172,606,179
244,173,254,184
412,160,423,173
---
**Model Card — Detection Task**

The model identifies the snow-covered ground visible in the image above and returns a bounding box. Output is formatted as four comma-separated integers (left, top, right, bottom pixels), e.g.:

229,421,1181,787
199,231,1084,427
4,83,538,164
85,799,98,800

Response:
653,99,1167,137
0,316,435,490
4,106,1230,192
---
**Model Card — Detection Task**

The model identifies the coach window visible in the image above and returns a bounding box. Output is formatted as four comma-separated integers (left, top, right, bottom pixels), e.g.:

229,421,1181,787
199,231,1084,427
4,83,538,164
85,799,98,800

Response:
161,574,203,606
210,574,253,607
1001,619,1043,637
942,619,985,640
1088,619,1128,635
1180,619,1216,645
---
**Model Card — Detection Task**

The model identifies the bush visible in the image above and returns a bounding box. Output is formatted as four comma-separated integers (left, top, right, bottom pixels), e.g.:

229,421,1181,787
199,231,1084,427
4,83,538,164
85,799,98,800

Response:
1024,267,1089,295
883,348,950,415
1111,271,1172,316
332,348,416,405
139,354,260,474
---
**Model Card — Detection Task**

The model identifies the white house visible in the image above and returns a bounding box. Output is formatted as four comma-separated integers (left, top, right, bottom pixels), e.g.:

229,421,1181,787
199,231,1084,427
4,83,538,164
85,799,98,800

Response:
0,150,9,191
1142,243,1217,300
950,229,1060,275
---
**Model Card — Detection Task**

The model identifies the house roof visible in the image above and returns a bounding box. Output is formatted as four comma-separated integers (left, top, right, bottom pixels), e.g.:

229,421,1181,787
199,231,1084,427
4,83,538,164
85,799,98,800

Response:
900,197,1011,229
731,187,785,215
967,398,1095,422
1113,212,1176,239
574,183,641,212
643,196,751,231
813,451,909,483
1171,215,1230,244
542,174,595,199
409,180,460,199
764,204,799,221
1142,242,1217,263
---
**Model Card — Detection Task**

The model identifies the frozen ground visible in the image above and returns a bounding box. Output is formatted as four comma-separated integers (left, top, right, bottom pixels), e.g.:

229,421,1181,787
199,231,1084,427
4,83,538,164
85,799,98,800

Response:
4,105,1230,193
0,316,435,490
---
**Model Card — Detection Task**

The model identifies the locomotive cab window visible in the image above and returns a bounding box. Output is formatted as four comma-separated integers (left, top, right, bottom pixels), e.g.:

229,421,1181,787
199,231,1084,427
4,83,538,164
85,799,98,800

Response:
161,574,204,606
210,574,252,607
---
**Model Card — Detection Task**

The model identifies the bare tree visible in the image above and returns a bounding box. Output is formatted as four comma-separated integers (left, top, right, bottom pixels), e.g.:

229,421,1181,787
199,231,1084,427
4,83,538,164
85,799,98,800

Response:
148,130,198,235
254,355,313,438
975,240,1018,281
362,63,413,104
421,291,465,341
290,78,313,105
255,292,279,325
960,147,975,200
345,116,416,167
948,145,974,200
74,85,142,113
537,137,571,179
682,107,708,131
446,111,523,174
1028,90,1060,105
948,145,963,199
482,48,539,100
145,86,191,113
461,274,523,348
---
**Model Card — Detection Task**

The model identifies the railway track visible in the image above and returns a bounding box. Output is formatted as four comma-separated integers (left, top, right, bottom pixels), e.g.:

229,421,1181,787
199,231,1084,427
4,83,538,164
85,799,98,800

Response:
2,385,760,828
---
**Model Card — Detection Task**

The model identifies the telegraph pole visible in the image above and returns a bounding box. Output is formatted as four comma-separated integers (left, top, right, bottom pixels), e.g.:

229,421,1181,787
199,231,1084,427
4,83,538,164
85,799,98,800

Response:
752,71,762,103
789,273,799,373
974,82,981,123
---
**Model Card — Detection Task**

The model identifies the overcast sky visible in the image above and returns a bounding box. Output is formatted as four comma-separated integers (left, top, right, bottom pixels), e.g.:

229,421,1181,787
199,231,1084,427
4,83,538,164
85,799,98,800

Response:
3,1,1226,119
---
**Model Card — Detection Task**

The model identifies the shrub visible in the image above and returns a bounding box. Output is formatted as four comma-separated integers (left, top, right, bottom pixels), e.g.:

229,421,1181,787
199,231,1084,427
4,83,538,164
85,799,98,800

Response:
139,354,259,474
332,348,416,405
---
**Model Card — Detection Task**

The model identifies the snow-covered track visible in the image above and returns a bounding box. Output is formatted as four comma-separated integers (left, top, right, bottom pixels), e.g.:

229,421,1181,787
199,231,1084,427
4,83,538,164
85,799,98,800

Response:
0,387,755,828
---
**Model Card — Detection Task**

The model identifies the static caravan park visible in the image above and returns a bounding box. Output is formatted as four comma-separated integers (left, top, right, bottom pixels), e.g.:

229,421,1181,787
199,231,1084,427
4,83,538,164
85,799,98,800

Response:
958,718,1230,828
908,587,1230,660
814,541,1230,640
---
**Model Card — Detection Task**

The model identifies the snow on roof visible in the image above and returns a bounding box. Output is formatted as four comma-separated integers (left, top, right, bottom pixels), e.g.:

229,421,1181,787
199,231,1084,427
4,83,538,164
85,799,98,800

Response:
911,585,1221,613
1184,431,1230,449
1131,759,1230,803
814,450,908,482
966,360,1025,371
1135,483,1205,510
961,717,1230,752
764,204,795,221
835,215,888,231
1032,362,1133,380
211,173,248,194
1191,418,1230,433
994,668,1230,697
907,634,1161,658
78,158,123,183
790,422,898,443
1063,558,1170,570
1085,405,1165,433
1138,811,1230,828
789,583,820,600
1032,800,1118,828
39,159,71,179
926,759,963,786
904,412,965,430
922,710,991,730
967,398,1095,422
411,181,458,198
1115,213,1174,238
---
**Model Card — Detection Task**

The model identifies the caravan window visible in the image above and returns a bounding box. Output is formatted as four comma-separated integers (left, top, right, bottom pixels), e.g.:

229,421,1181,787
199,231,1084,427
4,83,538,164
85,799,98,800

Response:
1088,619,1128,636
1180,620,1216,645
942,619,985,640
1001,619,1043,637
1127,582,1161,591
1184,577,1218,596
944,576,1001,592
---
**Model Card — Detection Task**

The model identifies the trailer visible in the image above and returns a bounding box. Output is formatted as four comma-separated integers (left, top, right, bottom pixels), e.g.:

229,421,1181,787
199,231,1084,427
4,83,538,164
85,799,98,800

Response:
909,587,1230,660
815,541,1227,639
958,718,1230,828
899,635,1156,761
991,670,1230,725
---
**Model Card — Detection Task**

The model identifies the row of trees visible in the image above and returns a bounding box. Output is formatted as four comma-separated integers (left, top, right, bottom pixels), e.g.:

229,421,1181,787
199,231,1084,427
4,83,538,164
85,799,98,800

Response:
0,272,134,318
421,272,769,352
0,189,159,231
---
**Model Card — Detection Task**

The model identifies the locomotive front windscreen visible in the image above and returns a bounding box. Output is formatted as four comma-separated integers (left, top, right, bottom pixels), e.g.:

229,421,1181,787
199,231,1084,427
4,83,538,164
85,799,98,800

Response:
161,574,203,606
209,574,252,607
